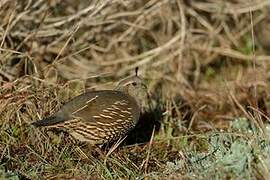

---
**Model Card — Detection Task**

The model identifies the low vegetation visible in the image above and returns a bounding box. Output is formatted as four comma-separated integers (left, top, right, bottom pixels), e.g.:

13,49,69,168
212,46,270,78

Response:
1,0,270,179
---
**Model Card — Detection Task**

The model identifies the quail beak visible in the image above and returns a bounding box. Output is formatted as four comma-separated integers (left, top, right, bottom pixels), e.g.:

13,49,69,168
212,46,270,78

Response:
142,83,151,100
142,83,148,89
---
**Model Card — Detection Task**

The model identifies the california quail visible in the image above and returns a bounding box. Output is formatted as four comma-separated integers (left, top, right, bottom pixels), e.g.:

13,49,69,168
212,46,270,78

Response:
32,68,148,144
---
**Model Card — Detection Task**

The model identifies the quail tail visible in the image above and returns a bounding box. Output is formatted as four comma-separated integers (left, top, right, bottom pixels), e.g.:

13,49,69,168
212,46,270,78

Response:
31,116,63,127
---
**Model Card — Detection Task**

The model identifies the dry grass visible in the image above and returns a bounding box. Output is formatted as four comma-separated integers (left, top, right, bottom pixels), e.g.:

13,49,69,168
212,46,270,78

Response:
1,0,270,179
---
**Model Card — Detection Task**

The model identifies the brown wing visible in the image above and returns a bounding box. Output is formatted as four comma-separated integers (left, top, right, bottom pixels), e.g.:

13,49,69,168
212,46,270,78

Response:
62,90,140,124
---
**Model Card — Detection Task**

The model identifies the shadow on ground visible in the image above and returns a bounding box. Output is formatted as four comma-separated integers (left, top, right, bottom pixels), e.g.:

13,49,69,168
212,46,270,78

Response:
123,104,163,146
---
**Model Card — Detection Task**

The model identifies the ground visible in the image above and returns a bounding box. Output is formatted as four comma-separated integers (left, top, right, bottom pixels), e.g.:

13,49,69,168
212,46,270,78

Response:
1,0,270,179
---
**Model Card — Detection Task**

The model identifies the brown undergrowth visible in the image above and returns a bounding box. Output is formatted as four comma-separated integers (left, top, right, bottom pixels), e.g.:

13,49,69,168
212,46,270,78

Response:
1,0,270,179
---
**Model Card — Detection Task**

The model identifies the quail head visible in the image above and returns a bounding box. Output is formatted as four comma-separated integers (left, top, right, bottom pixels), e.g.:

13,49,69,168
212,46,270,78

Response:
32,68,148,145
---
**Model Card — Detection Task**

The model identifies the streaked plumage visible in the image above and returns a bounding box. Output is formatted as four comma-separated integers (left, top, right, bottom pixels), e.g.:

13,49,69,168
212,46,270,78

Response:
32,70,147,144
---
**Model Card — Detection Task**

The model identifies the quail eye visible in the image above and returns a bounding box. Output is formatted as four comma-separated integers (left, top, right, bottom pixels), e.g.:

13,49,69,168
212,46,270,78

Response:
132,82,137,86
